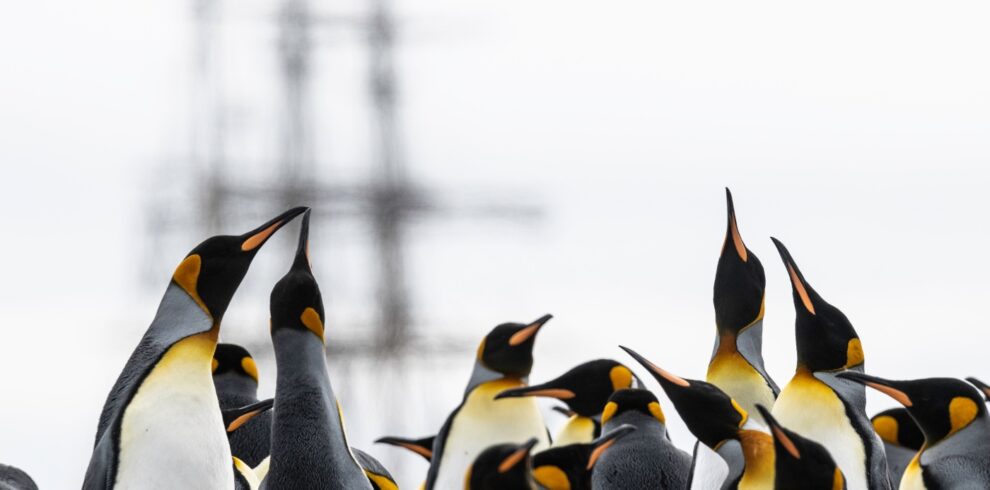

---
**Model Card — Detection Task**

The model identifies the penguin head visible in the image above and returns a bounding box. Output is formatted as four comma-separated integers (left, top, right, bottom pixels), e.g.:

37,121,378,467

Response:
269,210,327,343
495,359,640,416
714,188,766,335
374,435,435,463
871,408,924,450
600,389,667,431
622,346,745,449
174,206,308,322
839,372,987,446
771,238,864,373
466,438,539,490
965,377,990,402
212,343,259,384
531,424,637,490
755,405,845,488
475,314,553,378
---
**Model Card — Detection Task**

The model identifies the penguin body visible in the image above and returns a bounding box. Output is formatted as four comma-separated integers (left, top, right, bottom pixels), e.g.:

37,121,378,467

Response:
425,315,554,490
871,408,923,486
531,424,636,490
84,207,306,490
465,438,539,490
261,211,372,490
708,189,778,417
769,239,890,490
213,343,271,467
590,389,691,489
0,463,38,490
756,405,846,490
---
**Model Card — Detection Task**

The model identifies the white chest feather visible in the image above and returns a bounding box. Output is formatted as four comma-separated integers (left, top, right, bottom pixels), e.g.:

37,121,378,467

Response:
116,334,233,490
773,372,867,490
553,415,596,447
433,379,550,489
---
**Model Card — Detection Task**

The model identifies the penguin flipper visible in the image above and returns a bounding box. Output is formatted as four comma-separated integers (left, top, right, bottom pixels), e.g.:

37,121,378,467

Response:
687,440,729,490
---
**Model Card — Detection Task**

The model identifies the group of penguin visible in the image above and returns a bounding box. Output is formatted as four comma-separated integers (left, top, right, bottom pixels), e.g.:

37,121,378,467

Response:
2,189,989,490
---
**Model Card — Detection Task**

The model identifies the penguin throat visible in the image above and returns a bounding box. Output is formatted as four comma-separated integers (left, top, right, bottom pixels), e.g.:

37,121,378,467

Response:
737,429,775,490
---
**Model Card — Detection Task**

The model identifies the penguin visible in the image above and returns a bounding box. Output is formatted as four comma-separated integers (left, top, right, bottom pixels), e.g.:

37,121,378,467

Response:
84,207,308,490
590,388,692,489
871,408,923,486
755,405,846,490
221,399,275,490
352,449,399,490
708,189,778,417
465,438,540,490
375,435,436,462
530,424,637,490
965,377,990,402
424,314,554,490
496,359,641,446
213,343,271,467
0,463,37,490
261,210,373,490
621,346,773,490
769,238,890,490
839,372,990,490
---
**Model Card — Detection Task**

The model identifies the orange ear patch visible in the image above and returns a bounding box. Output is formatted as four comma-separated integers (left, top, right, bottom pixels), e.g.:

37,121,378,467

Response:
609,366,634,391
241,357,259,382
300,307,325,341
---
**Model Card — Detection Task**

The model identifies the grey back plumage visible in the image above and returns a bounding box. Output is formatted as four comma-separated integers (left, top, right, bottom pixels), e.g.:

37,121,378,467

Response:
0,463,37,490
591,411,691,489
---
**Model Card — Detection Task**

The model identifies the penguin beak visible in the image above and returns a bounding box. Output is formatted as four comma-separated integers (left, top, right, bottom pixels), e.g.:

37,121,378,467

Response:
498,438,539,473
291,209,313,271
837,372,913,407
508,314,553,346
375,435,434,461
587,424,637,470
619,345,690,388
495,382,576,401
240,206,309,252
771,237,816,315
966,377,990,402
755,404,801,459
222,398,274,433
724,188,748,262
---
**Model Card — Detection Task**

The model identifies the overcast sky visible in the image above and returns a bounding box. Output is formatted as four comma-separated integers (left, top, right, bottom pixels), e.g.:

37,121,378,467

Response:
1,0,989,487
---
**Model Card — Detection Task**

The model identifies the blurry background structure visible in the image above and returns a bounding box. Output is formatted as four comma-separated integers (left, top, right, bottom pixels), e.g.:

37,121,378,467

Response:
1,0,990,488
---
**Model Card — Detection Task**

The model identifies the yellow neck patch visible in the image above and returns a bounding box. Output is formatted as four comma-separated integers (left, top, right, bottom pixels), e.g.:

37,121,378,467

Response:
172,254,210,316
533,465,570,490
300,307,325,341
732,399,749,427
609,366,634,391
241,357,259,382
872,415,899,444
948,396,978,437
738,429,775,490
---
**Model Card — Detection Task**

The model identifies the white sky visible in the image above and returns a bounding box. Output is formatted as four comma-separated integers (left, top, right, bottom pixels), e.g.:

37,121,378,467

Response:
1,0,989,488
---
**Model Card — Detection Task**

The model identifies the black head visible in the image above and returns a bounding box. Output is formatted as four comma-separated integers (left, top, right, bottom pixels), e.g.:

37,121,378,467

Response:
269,210,326,342
600,388,667,430
621,345,745,449
476,314,553,378
756,405,844,489
173,206,308,322
714,188,766,335
374,435,436,463
495,359,640,416
965,377,990,402
871,408,924,450
771,238,864,373
467,438,539,490
531,424,637,490
839,372,988,445
212,343,259,383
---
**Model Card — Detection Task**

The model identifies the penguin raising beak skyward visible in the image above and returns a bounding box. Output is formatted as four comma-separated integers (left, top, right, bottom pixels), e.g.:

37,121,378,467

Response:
839,372,990,490
531,424,637,490
871,408,923,486
424,314,554,490
83,206,307,490
465,438,540,490
262,210,373,490
621,345,772,490
768,238,891,490
496,359,641,446
755,405,846,490
708,189,779,417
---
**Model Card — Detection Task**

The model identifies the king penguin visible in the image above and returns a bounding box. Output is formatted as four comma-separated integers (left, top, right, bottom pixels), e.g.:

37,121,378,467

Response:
83,206,307,490
870,408,923,487
220,398,274,490
590,388,691,489
424,314,554,490
0,463,38,490
213,343,271,467
622,346,773,490
708,189,778,417
839,372,990,490
755,405,846,490
465,438,540,490
769,238,890,490
261,210,372,490
530,424,637,490
496,359,640,446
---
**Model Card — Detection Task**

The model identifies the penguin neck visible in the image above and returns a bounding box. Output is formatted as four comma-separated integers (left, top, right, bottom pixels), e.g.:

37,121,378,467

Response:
466,361,527,396
736,428,774,490
921,414,990,462
213,373,259,407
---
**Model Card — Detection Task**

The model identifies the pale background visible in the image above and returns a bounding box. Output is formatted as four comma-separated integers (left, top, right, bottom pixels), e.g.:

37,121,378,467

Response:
1,0,989,488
